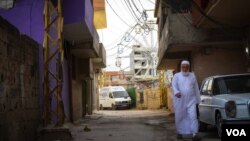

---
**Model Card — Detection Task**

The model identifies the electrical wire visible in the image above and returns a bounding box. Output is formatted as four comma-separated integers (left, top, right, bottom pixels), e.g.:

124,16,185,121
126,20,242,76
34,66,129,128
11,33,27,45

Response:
106,0,132,27
147,0,155,5
106,22,156,56
138,0,145,10
120,0,138,23
105,0,158,60
129,0,146,22
105,24,137,51
130,0,142,14
113,0,133,22
122,0,139,23
107,33,140,57
124,0,143,24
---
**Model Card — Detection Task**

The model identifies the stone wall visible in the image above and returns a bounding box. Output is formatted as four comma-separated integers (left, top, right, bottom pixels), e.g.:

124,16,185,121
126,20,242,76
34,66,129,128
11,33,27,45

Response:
0,17,40,141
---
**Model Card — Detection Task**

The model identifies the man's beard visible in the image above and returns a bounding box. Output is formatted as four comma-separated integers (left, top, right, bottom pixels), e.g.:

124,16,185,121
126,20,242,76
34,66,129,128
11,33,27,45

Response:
181,71,190,76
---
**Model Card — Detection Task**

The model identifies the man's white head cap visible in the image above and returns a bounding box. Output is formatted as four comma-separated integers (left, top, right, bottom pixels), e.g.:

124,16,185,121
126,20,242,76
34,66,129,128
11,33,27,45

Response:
181,60,190,65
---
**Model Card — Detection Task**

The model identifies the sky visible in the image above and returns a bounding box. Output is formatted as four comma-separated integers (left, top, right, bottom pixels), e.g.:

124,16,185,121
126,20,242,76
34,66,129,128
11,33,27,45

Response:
97,0,158,71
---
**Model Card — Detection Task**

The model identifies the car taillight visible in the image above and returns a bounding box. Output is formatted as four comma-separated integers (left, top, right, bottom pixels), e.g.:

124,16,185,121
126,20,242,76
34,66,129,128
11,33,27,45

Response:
225,101,237,118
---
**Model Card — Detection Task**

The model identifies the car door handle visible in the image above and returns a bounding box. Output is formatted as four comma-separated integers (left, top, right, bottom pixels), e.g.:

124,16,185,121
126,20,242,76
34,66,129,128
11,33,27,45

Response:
201,100,205,102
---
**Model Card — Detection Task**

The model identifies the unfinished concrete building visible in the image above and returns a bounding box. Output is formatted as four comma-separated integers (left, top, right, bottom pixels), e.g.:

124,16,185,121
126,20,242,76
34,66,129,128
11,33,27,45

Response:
131,45,158,81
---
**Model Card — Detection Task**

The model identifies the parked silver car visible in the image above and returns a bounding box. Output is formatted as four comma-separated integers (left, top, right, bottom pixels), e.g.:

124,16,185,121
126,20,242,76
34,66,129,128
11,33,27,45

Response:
198,73,250,137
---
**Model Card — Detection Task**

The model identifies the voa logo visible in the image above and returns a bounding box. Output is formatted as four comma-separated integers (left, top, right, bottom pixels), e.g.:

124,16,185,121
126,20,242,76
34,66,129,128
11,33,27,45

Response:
226,129,246,136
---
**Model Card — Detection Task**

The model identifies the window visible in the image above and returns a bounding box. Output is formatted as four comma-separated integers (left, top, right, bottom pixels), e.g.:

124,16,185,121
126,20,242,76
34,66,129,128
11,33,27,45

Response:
214,75,250,94
112,91,129,98
201,79,209,94
207,79,213,91
201,78,213,95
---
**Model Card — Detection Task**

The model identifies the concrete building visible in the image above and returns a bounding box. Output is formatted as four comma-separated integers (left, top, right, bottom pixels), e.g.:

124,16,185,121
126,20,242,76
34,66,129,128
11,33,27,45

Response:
0,0,106,140
102,71,134,89
131,45,158,81
155,0,250,84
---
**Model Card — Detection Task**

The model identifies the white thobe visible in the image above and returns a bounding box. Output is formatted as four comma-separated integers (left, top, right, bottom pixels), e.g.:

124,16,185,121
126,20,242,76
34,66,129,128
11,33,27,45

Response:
171,72,200,135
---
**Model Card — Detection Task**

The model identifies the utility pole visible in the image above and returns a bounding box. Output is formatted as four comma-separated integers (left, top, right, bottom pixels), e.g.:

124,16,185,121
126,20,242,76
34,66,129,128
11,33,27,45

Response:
43,0,65,126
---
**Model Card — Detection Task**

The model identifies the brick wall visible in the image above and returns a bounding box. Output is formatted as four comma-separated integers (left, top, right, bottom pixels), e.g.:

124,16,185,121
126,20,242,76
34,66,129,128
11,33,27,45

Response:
0,17,40,141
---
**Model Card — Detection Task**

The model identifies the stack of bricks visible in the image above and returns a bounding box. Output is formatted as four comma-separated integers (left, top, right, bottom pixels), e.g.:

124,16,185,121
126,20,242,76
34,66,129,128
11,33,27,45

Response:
0,17,40,141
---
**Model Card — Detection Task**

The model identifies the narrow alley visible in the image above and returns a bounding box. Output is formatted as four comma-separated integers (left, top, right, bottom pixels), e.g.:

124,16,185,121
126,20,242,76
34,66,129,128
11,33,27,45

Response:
1,0,250,141
38,110,220,141
70,110,169,141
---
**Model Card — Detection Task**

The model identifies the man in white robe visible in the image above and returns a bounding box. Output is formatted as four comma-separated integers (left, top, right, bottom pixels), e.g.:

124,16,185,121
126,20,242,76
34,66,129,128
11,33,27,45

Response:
171,60,201,141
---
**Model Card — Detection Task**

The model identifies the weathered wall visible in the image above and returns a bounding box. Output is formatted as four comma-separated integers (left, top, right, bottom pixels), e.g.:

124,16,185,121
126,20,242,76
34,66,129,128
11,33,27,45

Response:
0,0,44,44
192,47,247,84
166,86,174,113
71,80,83,121
0,0,72,123
169,12,206,44
0,17,40,141
92,73,98,112
136,88,161,110
86,79,93,115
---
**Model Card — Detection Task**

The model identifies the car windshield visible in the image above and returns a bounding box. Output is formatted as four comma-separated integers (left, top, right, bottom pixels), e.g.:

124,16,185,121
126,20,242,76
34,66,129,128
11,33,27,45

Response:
112,91,129,98
214,75,250,94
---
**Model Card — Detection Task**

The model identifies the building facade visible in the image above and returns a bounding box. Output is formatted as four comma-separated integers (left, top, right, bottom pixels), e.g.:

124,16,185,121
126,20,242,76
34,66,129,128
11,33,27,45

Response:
0,0,106,140
155,0,249,84
102,71,134,89
131,45,158,81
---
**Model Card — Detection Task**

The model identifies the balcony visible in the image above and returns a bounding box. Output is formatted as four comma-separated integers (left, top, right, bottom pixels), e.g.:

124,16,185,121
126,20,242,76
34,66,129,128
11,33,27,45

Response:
134,55,148,60
70,29,100,58
157,9,244,69
93,43,107,69
63,0,100,58
134,63,152,69
157,12,205,67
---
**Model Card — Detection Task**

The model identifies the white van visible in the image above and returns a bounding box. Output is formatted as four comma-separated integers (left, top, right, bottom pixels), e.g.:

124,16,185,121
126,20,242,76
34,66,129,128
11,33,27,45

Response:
99,86,132,110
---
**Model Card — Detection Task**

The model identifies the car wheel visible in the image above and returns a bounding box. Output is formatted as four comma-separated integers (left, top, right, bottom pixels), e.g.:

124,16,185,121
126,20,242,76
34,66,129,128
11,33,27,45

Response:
100,104,103,110
199,120,208,132
216,112,222,138
111,104,116,110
